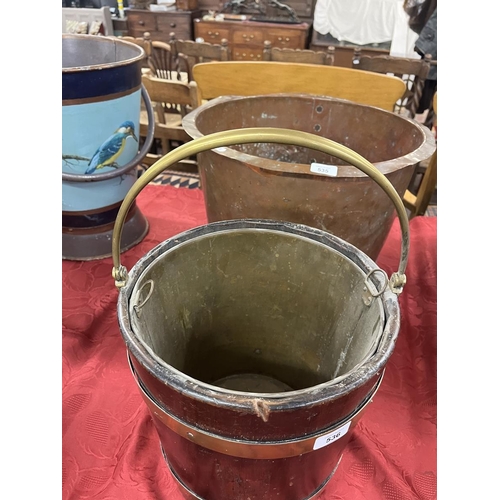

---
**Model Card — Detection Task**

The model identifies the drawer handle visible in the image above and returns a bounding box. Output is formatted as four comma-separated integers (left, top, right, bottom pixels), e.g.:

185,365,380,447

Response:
285,37,290,41
139,20,145,26
170,23,176,28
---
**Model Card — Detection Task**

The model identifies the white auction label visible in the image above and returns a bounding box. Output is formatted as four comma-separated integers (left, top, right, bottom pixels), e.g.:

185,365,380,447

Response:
313,421,351,450
310,163,338,177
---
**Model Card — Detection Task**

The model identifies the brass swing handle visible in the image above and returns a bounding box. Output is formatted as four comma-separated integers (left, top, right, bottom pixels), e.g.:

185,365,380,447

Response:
112,128,409,292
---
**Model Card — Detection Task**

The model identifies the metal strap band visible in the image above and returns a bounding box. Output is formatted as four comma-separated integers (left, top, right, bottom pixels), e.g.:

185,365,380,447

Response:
128,354,384,460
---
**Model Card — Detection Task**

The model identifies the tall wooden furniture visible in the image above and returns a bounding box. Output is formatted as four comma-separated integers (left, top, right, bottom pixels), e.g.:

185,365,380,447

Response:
403,91,437,218
263,40,334,64
352,50,432,118
169,32,230,81
192,61,407,111
126,8,201,41
140,72,201,169
193,18,310,61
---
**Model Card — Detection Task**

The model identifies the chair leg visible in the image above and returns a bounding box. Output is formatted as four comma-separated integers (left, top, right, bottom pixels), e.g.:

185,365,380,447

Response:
403,150,437,218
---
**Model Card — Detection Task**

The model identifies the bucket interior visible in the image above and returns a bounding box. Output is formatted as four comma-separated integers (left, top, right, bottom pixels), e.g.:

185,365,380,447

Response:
191,95,425,168
62,36,143,69
128,228,385,393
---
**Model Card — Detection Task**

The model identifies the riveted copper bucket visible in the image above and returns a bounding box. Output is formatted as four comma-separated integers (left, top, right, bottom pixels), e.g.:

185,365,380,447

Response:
112,128,409,500
182,94,435,260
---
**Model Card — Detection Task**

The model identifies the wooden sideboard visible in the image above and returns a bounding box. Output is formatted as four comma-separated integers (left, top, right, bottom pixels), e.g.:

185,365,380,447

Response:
126,8,201,41
194,18,311,61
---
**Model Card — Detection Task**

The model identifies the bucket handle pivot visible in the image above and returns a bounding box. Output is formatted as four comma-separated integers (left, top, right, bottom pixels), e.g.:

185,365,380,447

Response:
111,128,409,293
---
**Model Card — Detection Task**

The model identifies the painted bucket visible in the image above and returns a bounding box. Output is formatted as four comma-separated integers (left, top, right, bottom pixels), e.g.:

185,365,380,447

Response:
62,34,155,261
182,93,435,260
112,128,409,500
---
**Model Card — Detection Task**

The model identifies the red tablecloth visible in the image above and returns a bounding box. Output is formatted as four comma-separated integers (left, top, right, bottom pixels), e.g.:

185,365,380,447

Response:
62,184,437,500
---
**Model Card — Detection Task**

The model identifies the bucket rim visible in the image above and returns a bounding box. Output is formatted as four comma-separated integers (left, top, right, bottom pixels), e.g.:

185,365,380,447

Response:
181,93,436,178
117,218,400,411
62,34,145,73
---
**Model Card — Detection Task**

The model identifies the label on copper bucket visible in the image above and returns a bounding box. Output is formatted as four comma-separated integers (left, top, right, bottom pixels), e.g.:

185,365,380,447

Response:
213,373,294,393
310,162,339,177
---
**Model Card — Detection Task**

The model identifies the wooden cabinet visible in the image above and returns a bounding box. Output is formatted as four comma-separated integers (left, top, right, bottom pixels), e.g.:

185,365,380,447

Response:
126,8,202,41
194,19,310,61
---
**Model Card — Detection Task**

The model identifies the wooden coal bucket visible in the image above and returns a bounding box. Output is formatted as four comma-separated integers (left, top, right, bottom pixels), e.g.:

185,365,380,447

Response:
112,128,409,500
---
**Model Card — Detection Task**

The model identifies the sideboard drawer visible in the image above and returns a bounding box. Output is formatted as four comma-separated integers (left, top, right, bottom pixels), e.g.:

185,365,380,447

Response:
196,25,231,42
265,30,304,48
157,16,192,37
233,29,264,45
126,8,201,42
232,46,264,60
127,12,157,32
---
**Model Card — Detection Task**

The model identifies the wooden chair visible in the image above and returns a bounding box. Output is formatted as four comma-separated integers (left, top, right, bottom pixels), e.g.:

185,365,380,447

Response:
403,91,437,217
118,32,152,57
148,40,180,80
144,39,195,121
192,61,407,112
262,40,335,65
117,32,153,72
352,50,432,118
169,32,230,82
140,72,202,170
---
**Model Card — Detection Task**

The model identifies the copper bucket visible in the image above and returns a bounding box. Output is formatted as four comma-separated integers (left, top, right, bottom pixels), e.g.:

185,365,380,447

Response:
112,128,409,500
182,93,435,260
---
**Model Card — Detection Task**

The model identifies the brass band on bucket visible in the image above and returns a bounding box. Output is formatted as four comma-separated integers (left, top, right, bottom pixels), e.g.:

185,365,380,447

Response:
128,353,384,460
112,128,410,292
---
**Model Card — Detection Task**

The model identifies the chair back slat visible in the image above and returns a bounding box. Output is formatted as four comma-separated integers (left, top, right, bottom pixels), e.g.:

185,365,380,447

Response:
262,41,335,66
352,51,432,117
193,61,407,112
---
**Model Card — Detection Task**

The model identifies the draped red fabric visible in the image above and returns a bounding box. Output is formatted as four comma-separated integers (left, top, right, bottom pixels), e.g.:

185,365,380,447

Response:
62,185,437,500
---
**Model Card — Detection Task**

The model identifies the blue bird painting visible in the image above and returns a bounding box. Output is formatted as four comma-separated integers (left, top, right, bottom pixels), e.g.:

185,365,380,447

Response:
85,121,138,174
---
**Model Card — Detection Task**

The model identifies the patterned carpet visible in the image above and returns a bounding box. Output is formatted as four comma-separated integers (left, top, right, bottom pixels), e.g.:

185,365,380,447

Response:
138,166,201,189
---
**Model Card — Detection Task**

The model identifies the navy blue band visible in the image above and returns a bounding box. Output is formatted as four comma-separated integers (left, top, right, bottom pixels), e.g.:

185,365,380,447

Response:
63,63,142,101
